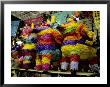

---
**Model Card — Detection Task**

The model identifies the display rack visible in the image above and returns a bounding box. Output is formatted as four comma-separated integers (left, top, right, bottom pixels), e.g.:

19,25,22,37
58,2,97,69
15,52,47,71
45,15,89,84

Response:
11,68,98,77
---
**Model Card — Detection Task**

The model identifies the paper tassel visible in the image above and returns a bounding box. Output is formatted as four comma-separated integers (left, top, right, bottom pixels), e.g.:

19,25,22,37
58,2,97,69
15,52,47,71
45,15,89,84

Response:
61,62,69,70
70,61,79,70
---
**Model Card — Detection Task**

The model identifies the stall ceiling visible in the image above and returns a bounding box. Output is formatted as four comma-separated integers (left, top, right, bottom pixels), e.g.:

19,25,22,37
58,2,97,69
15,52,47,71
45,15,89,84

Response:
11,11,48,21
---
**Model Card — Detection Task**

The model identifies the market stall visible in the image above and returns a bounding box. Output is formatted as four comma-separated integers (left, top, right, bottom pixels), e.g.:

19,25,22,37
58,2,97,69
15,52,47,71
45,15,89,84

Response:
11,11,100,77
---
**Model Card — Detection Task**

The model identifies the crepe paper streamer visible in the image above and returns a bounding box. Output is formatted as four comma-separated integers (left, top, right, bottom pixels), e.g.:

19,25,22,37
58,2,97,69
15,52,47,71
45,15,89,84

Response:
39,49,61,59
63,32,81,39
22,43,36,50
42,63,50,71
42,57,51,64
62,49,81,57
62,21,78,30
70,61,79,70
36,44,55,51
61,57,70,62
38,35,53,40
62,40,85,46
42,56,51,60
34,65,42,70
76,44,96,60
42,54,52,59
38,39,54,44
62,40,77,45
38,37,53,42
38,34,52,40
61,44,81,55
78,40,85,44
38,41,55,45
64,35,82,41
61,43,97,59
69,55,80,62
63,28,75,34
52,29,62,37
36,26,50,31
37,28,54,36
65,23,78,30
39,50,54,55
61,62,69,70
76,23,88,34
54,35,62,44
